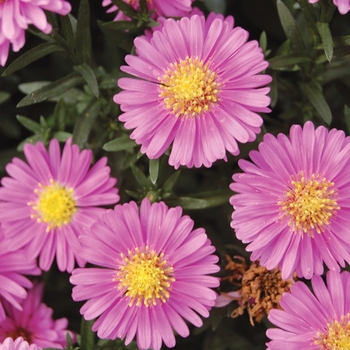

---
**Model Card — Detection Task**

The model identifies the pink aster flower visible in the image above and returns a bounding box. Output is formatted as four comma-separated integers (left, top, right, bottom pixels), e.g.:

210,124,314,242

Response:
0,0,71,66
266,270,350,349
114,14,272,169
0,282,74,349
0,337,42,350
230,121,350,280
0,228,40,322
102,0,194,21
309,0,350,14
70,198,220,350
0,138,120,273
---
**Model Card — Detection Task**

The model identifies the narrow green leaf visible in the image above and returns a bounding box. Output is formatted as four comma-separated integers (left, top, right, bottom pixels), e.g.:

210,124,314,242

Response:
259,31,267,53
59,14,76,50
298,0,318,34
300,80,332,124
316,22,333,62
2,42,62,76
80,319,95,350
102,20,140,31
17,73,85,107
162,171,180,194
130,163,152,188
76,0,92,64
276,0,306,52
16,115,42,133
53,131,72,142
17,134,44,151
74,63,99,98
344,105,350,135
139,0,148,12
149,158,159,185
103,135,136,152
0,91,10,104
268,53,312,70
72,100,102,148
111,0,138,18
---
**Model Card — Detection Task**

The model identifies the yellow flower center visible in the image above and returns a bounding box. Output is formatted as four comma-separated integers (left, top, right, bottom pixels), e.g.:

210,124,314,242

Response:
29,179,77,232
314,314,350,350
278,172,339,236
115,246,175,307
158,56,219,118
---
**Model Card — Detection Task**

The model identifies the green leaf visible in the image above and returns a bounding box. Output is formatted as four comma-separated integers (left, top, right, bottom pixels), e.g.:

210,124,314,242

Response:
0,91,10,104
102,20,140,31
111,0,138,18
80,319,95,350
259,31,268,53
316,22,333,62
16,115,42,133
344,105,350,135
149,158,159,185
276,0,306,52
17,134,45,151
53,131,72,142
130,163,152,188
76,0,92,64
162,171,180,194
2,42,62,76
59,14,76,50
72,100,102,148
103,135,136,152
300,80,332,124
268,53,312,70
17,72,85,107
74,63,99,98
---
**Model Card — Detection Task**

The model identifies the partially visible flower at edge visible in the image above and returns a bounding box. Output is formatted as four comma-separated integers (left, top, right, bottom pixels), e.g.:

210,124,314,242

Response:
0,228,40,322
230,121,350,279
0,0,71,66
0,282,74,349
102,0,194,21
308,0,350,15
0,337,42,350
0,138,120,273
266,270,350,349
114,13,272,169
70,198,220,350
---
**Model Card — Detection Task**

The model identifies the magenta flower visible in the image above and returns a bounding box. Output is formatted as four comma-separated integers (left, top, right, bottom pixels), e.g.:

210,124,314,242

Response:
0,230,40,323
0,138,120,273
0,282,74,349
102,0,194,21
266,270,350,349
309,0,350,14
113,13,272,169
0,0,71,66
0,337,42,350
230,121,350,280
70,198,219,350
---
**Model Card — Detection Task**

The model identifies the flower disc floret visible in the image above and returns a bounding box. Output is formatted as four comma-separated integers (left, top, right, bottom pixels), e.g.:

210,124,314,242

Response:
115,247,175,307
230,121,350,279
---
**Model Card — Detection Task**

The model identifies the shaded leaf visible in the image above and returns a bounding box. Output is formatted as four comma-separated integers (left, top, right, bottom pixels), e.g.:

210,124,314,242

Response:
17,73,85,107
53,131,72,142
268,53,312,70
300,80,332,124
103,135,136,152
0,91,10,104
16,115,41,133
74,63,99,98
79,319,95,350
76,0,92,64
130,163,152,188
316,22,333,62
102,20,140,31
17,134,45,151
72,100,102,148
111,0,138,18
59,14,76,50
162,171,180,194
2,42,62,76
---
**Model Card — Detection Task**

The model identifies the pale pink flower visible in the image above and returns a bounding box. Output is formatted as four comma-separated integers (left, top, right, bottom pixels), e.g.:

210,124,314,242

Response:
230,121,350,279
114,13,272,169
0,0,71,66
70,198,220,350
0,138,120,273
308,0,350,14
0,337,42,350
0,282,74,349
267,270,350,349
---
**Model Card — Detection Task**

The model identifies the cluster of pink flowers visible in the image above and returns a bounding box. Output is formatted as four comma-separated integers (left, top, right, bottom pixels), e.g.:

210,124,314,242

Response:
309,0,350,14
